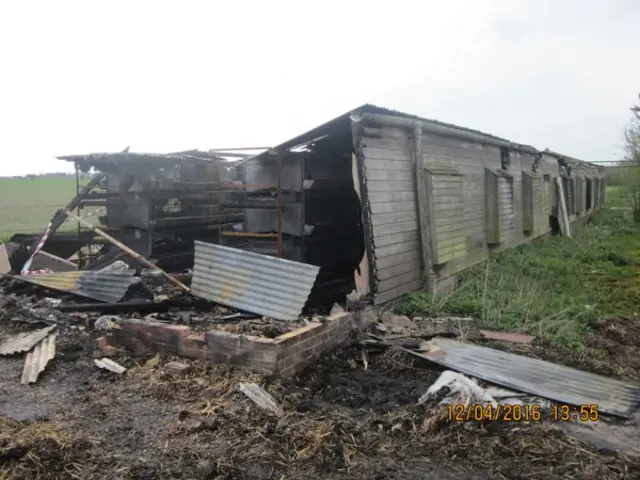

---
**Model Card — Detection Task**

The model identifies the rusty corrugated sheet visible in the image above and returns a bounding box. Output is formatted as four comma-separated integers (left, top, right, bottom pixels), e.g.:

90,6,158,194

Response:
191,241,320,321
0,325,57,356
21,334,56,384
407,337,640,418
17,270,135,303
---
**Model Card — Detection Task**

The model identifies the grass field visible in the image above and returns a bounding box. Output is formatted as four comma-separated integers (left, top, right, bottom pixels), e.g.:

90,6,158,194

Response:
397,186,640,348
0,177,80,243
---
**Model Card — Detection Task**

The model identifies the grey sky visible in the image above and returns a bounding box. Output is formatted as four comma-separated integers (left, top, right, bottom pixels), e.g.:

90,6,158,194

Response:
0,0,638,176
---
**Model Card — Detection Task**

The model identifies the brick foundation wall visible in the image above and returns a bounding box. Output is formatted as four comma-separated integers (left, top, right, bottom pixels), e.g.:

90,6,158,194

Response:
105,306,378,376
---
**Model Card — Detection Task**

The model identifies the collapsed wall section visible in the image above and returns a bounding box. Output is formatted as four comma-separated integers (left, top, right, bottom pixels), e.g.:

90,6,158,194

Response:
227,132,365,307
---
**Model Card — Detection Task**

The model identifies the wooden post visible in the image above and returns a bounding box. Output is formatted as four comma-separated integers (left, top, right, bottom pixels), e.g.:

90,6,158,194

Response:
63,209,191,293
276,153,284,258
556,177,572,238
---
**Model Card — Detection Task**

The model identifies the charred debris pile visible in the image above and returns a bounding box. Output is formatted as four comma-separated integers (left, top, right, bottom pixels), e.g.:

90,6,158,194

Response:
0,146,366,325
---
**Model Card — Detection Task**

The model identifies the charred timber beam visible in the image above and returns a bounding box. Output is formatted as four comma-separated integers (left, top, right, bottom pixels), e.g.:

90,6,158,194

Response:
21,172,105,273
149,215,241,227
220,202,285,210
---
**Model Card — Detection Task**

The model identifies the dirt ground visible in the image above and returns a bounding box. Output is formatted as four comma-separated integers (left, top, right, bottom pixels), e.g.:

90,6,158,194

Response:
1,297,640,479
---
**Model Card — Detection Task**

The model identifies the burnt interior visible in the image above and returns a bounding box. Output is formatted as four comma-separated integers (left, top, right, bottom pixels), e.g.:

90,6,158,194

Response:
81,159,241,272
304,132,366,307
586,178,593,211
222,127,366,308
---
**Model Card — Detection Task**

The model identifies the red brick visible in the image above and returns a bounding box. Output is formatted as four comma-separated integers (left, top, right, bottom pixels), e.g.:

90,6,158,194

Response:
141,322,191,343
249,359,278,374
244,335,276,345
120,318,145,331
129,340,154,357
205,330,243,347
178,336,208,360
151,340,178,354
250,348,278,364
96,337,118,357
273,322,323,347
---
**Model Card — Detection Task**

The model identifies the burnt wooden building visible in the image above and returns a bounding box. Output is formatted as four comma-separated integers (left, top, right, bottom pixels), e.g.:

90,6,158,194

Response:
229,105,605,305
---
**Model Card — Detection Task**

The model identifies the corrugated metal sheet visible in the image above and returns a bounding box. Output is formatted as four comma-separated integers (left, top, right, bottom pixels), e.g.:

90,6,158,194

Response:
191,241,320,321
17,270,135,303
0,325,57,355
21,334,56,384
57,152,212,166
407,338,640,418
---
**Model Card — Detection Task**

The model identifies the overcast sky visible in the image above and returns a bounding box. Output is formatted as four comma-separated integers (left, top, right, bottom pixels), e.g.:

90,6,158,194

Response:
0,0,638,176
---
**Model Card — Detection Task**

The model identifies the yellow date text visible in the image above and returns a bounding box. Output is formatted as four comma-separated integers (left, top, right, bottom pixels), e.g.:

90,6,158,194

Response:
447,404,542,422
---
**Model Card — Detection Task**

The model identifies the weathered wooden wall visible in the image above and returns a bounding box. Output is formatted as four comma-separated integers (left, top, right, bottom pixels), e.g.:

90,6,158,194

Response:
360,126,423,304
360,125,605,300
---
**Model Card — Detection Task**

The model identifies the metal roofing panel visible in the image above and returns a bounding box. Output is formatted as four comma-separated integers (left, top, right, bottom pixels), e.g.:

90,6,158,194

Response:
57,152,212,165
407,337,640,418
542,148,604,171
238,103,543,168
356,104,525,147
0,325,57,356
424,164,463,176
17,270,135,303
21,334,56,384
191,241,320,321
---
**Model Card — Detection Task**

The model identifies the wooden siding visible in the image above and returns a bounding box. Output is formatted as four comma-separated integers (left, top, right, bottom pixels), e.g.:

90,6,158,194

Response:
485,169,515,245
358,122,604,301
362,129,423,304
575,177,584,214
543,174,553,217
424,164,466,264
522,172,543,235
561,177,575,217
421,134,504,252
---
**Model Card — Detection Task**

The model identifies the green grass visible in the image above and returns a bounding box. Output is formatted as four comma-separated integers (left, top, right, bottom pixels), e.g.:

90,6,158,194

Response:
396,186,640,348
0,177,80,243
